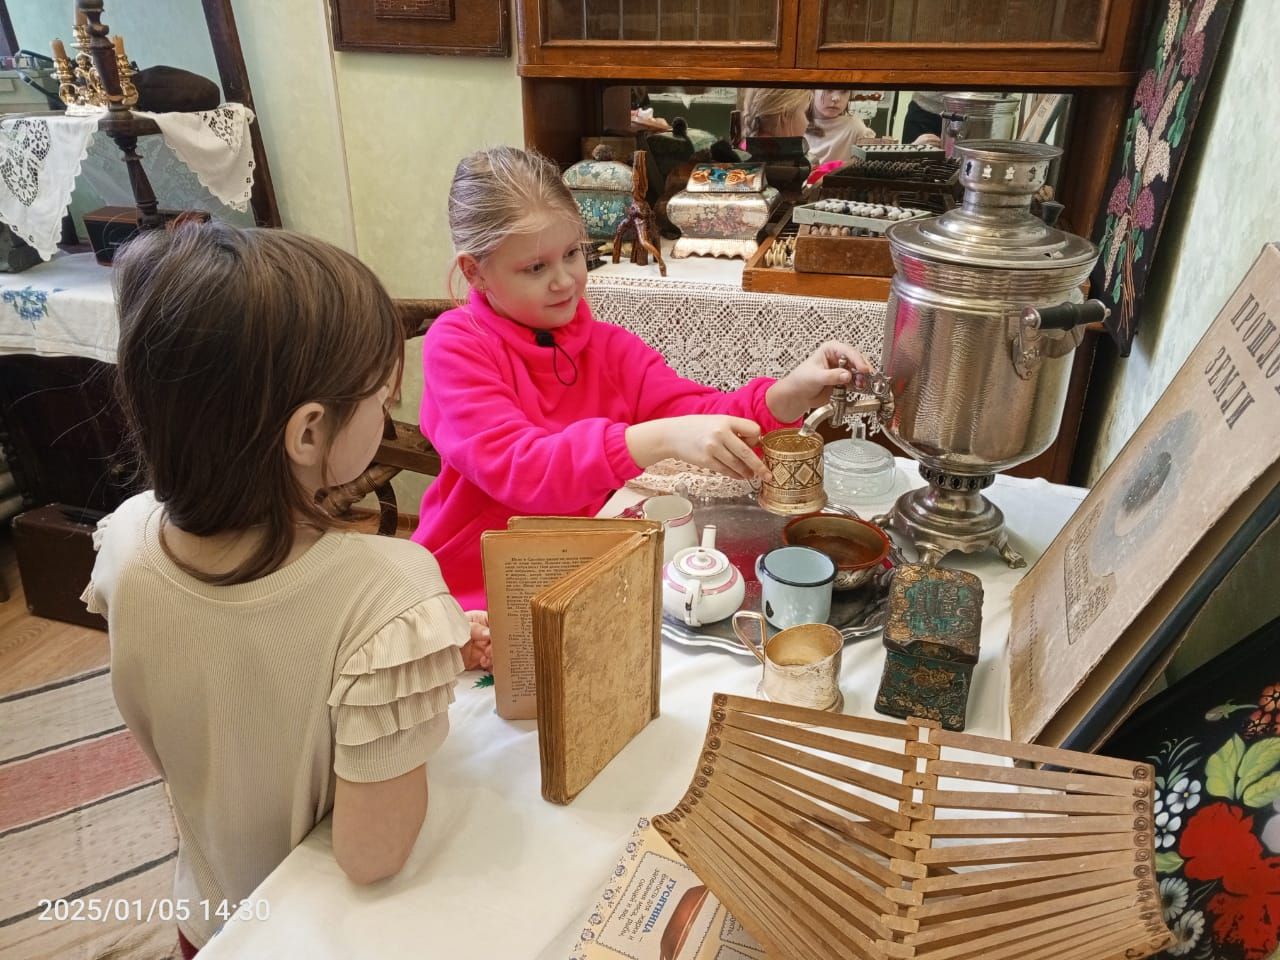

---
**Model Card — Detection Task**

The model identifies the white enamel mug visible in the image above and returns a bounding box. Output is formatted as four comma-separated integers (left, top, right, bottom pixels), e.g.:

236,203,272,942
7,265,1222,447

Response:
755,545,836,629
643,495,698,563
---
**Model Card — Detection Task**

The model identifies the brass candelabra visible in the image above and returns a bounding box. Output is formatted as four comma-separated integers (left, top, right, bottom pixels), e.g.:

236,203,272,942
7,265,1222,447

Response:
51,13,136,110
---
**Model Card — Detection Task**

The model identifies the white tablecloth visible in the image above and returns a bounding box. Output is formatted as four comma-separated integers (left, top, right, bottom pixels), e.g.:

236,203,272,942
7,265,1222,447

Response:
0,252,116,361
198,463,1085,960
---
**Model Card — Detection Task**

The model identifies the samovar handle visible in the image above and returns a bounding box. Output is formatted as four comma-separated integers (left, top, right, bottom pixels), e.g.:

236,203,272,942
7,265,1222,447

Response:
1013,299,1110,379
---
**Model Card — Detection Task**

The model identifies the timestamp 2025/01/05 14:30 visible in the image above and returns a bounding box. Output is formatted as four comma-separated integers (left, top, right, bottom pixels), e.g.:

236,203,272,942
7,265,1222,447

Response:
36,897,271,924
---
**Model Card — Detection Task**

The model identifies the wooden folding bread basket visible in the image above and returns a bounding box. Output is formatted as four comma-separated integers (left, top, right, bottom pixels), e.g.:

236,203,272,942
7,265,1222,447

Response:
653,694,1174,960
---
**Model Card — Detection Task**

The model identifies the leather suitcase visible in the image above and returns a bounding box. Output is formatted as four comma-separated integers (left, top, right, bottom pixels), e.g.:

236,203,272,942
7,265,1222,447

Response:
13,503,108,631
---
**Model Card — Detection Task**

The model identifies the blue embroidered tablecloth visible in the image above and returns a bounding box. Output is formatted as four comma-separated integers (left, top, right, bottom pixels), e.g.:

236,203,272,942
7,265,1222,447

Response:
0,252,117,362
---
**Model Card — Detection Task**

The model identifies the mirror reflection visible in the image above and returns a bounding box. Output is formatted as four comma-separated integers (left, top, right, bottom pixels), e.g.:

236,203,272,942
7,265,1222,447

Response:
626,85,1071,165
0,0,254,241
578,84,1074,266
614,84,1072,221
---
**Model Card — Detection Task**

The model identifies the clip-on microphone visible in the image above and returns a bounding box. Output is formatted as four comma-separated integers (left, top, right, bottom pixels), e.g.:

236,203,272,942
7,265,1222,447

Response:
533,329,578,386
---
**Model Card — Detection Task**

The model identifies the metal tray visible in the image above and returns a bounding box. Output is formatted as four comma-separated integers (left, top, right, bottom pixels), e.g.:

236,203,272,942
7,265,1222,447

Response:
626,496,896,657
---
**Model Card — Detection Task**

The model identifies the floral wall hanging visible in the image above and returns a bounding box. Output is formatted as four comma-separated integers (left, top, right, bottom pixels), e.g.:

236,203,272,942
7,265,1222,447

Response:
1091,0,1239,356
1102,616,1280,960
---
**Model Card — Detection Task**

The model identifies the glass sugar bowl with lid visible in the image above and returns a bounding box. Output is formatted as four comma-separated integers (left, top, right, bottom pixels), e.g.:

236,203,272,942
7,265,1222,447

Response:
824,438,896,507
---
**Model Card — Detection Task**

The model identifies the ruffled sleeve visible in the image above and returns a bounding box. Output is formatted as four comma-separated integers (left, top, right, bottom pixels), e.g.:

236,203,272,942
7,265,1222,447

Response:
79,511,115,616
327,594,468,783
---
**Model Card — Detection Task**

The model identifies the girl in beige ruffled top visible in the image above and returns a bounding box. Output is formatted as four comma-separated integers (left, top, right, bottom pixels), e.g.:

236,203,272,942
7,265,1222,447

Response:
81,222,488,956
805,89,880,168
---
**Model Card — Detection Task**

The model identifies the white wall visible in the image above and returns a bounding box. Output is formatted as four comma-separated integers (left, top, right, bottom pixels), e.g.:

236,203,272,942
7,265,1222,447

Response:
232,1,522,511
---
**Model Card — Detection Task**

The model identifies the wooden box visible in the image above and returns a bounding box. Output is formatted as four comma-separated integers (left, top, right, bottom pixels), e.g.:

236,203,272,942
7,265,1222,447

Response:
742,231,892,300
792,224,894,277
82,206,193,266
875,564,983,730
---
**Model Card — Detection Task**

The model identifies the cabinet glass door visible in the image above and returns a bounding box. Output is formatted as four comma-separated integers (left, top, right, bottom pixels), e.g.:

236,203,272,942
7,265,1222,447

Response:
546,0,778,42
800,0,1134,74
818,0,1104,43
530,0,797,68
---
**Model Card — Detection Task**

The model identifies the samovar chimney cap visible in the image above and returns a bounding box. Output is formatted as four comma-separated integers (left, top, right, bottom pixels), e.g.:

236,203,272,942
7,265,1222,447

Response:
886,140,1096,272
954,139,1060,196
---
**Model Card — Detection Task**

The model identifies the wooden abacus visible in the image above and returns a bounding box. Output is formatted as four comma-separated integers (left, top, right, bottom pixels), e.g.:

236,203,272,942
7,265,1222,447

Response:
653,694,1174,960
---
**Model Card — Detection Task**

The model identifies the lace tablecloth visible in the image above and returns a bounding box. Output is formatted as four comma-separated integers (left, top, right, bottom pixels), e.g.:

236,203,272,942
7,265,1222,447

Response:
585,274,886,390
0,104,256,260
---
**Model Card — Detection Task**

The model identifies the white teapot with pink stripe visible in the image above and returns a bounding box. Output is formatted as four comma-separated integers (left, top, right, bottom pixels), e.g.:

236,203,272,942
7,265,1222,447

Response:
661,525,745,628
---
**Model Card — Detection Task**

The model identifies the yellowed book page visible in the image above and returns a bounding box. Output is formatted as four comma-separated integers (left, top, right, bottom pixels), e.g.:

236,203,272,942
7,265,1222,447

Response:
1009,244,1280,744
482,530,634,720
538,537,656,802
571,822,767,960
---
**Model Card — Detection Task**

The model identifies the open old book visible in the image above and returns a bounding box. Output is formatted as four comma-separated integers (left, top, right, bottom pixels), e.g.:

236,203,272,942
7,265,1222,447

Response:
571,819,766,960
482,517,663,804
1009,243,1280,749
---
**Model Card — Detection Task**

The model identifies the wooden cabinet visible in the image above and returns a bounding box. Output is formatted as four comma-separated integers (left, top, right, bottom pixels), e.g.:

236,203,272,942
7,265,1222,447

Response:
517,0,1146,83
515,0,1151,483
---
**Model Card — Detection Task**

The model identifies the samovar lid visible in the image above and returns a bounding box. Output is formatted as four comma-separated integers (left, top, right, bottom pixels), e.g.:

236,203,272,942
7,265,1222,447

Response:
886,140,1097,271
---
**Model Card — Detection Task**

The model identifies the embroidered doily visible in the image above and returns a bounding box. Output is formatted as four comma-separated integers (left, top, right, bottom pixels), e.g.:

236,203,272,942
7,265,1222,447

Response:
0,112,99,258
625,458,757,500
137,104,257,211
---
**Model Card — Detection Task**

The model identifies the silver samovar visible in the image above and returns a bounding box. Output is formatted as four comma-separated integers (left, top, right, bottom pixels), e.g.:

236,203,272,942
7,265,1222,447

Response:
802,140,1109,568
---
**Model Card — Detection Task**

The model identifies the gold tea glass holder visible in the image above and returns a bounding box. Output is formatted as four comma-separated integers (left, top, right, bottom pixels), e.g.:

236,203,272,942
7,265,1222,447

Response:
758,427,827,516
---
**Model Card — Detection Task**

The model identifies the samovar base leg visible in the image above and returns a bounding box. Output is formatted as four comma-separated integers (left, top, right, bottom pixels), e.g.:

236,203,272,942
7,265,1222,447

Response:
885,469,1025,568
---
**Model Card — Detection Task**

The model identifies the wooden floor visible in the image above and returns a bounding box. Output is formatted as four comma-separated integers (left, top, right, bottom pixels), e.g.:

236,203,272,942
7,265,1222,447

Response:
0,530,109,696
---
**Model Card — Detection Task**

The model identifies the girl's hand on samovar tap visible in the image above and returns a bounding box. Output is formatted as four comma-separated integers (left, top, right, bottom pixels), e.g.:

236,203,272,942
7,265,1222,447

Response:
765,342,872,423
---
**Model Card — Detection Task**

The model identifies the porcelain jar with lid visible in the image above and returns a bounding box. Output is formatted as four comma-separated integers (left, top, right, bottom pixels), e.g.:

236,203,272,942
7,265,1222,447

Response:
563,145,634,241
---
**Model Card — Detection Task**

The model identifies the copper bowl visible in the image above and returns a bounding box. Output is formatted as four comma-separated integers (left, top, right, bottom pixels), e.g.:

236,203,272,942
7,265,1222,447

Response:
782,513,891,591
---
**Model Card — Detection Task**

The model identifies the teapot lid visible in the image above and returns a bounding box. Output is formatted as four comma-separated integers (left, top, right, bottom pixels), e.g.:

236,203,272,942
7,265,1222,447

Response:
886,140,1097,271
672,546,729,580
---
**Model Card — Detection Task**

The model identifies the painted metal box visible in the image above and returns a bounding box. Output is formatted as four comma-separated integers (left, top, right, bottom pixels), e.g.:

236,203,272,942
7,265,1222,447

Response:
874,564,983,731
668,163,779,260
563,152,634,241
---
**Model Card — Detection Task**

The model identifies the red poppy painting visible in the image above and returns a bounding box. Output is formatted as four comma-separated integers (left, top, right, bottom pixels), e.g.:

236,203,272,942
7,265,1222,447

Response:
1102,618,1280,960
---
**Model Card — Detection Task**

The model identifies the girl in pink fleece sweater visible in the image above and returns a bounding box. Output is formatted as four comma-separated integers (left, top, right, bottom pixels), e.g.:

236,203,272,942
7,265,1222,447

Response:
413,146,870,609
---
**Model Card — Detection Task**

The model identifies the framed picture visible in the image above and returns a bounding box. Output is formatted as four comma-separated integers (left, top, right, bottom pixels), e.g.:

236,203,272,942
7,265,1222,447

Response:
329,0,510,57
1009,245,1280,752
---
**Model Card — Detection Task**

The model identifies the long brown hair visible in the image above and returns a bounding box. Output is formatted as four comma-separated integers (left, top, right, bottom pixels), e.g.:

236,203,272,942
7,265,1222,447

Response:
113,221,402,585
